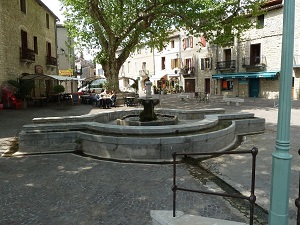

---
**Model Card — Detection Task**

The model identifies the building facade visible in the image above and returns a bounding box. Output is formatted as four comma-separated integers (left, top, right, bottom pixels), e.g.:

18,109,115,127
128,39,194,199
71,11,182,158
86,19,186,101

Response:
213,0,300,99
57,24,75,77
0,0,59,98
97,0,300,99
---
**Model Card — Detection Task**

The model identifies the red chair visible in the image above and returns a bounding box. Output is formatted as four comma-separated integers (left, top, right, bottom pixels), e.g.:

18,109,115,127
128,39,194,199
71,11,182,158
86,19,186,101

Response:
10,95,22,109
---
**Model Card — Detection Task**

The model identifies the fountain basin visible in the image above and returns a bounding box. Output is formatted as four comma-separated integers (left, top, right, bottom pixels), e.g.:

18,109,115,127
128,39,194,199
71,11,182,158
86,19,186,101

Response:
18,108,265,162
116,114,178,126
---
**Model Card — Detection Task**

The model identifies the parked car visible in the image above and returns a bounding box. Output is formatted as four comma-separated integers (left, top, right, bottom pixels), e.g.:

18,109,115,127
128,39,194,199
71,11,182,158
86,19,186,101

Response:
78,78,107,93
89,78,106,93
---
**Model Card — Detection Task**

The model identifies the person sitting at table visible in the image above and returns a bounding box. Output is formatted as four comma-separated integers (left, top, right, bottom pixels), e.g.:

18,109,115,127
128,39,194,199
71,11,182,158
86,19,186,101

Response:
97,90,111,108
110,91,117,107
90,93,100,106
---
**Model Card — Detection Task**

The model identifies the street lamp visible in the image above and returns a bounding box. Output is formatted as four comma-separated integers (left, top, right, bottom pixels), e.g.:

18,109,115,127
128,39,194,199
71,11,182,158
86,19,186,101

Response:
268,1,295,225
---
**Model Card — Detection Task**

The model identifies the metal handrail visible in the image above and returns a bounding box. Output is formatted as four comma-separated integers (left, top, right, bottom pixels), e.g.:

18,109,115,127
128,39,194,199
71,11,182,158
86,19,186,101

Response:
242,56,266,67
172,147,258,225
216,60,236,70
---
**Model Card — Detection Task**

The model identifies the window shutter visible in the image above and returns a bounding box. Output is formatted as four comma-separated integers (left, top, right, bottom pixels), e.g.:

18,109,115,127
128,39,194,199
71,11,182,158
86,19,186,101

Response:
190,37,193,48
201,58,204,70
183,38,186,50
209,58,213,70
171,59,175,69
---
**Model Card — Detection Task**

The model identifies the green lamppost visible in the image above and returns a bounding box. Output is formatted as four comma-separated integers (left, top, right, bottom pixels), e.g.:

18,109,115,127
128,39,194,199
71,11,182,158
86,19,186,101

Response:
268,0,295,224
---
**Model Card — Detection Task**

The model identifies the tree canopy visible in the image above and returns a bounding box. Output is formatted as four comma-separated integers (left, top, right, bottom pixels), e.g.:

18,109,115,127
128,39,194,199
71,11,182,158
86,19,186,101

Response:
60,0,262,90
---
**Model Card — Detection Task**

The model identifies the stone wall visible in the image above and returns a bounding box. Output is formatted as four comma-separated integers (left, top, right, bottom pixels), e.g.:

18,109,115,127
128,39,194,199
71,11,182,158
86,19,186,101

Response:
0,0,57,85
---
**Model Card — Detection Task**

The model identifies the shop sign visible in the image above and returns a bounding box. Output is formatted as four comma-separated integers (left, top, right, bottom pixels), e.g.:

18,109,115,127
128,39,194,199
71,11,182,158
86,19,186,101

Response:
59,69,73,76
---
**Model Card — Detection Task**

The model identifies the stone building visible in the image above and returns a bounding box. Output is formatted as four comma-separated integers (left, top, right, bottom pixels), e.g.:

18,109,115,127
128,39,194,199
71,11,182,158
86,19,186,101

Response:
117,30,203,94
57,24,75,77
0,0,59,98
99,0,300,99
213,0,300,99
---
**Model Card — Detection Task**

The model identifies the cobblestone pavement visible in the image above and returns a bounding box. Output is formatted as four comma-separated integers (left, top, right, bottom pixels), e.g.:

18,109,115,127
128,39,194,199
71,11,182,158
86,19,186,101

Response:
1,94,300,224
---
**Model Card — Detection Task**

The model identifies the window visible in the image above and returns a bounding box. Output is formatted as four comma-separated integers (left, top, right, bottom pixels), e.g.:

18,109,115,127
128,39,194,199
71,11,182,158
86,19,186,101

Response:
171,40,175,48
257,15,264,29
34,36,38,54
46,42,51,56
183,36,193,50
250,44,261,65
46,13,50,29
161,57,165,70
171,58,180,69
222,79,233,91
142,62,146,70
184,58,193,70
200,58,212,70
21,30,28,50
20,0,26,13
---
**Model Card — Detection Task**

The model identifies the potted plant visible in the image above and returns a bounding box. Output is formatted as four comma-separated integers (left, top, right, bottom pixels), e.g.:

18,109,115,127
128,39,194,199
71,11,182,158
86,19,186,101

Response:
7,79,35,108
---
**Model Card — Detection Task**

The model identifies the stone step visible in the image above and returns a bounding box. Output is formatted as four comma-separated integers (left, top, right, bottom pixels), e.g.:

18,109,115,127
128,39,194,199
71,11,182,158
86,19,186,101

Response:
151,210,247,225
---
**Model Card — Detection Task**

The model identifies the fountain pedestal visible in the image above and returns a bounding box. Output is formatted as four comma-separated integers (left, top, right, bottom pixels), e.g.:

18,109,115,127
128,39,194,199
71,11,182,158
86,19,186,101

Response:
138,81,160,122
138,97,160,122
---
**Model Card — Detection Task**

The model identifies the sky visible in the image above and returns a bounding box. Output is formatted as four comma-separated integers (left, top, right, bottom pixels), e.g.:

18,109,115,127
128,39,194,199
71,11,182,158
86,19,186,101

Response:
41,0,65,22
41,0,94,59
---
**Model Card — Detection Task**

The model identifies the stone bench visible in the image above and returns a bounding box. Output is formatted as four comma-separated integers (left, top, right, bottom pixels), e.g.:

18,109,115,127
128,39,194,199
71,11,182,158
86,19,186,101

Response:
178,93,190,100
223,97,244,106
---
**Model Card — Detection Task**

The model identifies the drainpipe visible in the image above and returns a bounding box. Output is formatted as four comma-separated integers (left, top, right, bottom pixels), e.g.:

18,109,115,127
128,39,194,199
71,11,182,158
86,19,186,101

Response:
54,20,59,75
179,34,182,88
268,0,295,224
235,38,239,97
215,45,219,95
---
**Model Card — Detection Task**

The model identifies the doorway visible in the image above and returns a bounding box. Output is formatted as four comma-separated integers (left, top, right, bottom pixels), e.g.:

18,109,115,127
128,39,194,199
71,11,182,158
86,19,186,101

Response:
249,78,259,97
205,78,210,94
184,79,195,93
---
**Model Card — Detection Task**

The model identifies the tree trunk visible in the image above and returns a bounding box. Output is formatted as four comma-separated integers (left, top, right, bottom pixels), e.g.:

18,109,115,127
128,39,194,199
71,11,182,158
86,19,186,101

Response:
103,57,121,91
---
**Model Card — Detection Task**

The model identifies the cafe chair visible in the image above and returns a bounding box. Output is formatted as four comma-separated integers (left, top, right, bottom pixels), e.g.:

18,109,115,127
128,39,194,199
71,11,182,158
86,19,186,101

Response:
10,95,22,109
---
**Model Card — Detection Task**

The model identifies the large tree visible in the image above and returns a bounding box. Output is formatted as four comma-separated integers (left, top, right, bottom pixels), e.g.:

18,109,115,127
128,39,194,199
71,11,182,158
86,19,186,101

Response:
61,0,262,90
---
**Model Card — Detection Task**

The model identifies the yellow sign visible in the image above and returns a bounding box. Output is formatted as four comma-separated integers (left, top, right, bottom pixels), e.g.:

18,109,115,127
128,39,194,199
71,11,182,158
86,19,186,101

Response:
59,69,73,76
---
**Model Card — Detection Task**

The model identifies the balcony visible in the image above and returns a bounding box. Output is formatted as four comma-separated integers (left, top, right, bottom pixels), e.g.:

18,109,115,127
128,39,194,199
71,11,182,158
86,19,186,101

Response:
46,55,57,67
242,56,266,70
181,67,194,77
216,60,236,71
20,48,35,63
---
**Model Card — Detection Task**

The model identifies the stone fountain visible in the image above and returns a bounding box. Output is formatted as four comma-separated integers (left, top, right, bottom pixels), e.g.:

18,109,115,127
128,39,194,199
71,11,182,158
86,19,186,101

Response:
18,83,265,162
117,81,178,126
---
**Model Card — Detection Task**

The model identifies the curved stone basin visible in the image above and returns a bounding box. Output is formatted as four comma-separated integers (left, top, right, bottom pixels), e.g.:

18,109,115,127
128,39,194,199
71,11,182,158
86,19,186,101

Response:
18,108,265,162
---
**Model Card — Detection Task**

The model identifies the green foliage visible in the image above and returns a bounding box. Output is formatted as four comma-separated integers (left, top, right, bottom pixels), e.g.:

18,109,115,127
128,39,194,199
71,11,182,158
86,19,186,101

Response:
53,84,65,94
7,79,34,100
60,0,262,88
